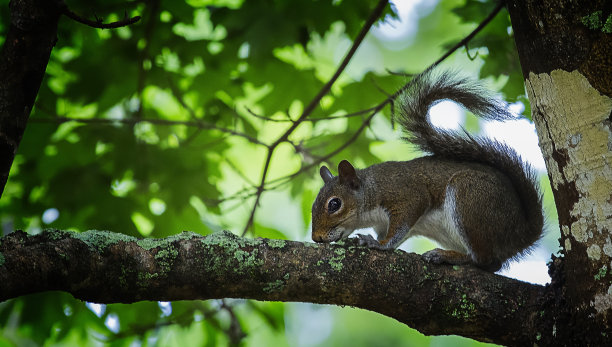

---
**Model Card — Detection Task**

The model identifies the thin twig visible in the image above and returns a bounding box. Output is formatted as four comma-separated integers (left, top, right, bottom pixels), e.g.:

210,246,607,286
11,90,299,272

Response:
386,68,414,77
271,104,386,185
246,105,381,123
308,105,381,121
225,158,257,187
369,76,393,98
244,107,291,123
240,0,390,236
61,6,141,29
29,116,267,147
390,1,504,98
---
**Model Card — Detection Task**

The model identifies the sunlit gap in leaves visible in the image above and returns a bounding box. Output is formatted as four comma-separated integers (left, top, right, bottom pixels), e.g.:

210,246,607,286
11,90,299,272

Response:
105,314,120,334
42,208,59,224
285,303,333,347
158,301,172,317
86,302,106,317
372,0,435,49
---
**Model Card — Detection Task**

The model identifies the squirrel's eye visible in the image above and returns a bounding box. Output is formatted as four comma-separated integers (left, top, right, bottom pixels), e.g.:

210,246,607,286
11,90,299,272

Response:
328,198,341,213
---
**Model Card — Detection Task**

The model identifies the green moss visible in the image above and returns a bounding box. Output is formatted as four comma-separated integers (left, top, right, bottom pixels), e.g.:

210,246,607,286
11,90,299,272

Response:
328,257,343,271
137,231,199,250
536,332,542,341
452,265,460,271
138,272,160,282
387,263,404,273
201,230,257,248
303,242,319,248
263,279,285,293
267,239,286,249
581,10,611,32
326,245,347,271
73,230,201,253
155,248,178,260
582,11,603,29
328,260,343,271
603,14,612,33
201,231,264,274
595,265,608,280
73,230,137,252
231,243,262,267
334,239,347,246
44,229,72,241
450,294,476,319
155,246,179,273
0,252,4,267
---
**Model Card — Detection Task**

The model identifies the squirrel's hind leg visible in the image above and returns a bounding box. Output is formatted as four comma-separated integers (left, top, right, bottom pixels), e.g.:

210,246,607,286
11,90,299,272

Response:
446,169,518,272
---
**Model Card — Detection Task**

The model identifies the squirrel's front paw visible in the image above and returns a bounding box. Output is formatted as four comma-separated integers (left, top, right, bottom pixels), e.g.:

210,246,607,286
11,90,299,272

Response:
357,234,386,250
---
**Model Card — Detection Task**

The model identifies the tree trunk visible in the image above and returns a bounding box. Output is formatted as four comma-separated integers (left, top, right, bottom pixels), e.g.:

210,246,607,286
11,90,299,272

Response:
506,0,612,338
0,0,60,197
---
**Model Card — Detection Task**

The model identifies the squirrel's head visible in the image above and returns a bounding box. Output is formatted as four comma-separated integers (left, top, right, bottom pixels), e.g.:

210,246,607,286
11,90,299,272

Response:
311,160,362,243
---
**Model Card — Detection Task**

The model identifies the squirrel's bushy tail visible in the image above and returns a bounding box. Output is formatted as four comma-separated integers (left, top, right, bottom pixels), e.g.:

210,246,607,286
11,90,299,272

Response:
398,69,544,250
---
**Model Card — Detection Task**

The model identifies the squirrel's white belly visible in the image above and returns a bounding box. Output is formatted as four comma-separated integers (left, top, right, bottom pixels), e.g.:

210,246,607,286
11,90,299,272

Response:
408,187,470,253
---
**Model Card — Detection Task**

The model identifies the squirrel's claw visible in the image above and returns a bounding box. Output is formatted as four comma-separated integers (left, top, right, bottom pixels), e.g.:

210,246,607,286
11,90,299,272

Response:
357,234,386,250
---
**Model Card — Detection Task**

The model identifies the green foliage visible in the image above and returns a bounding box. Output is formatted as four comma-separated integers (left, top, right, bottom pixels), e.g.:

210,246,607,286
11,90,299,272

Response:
452,0,526,107
0,0,551,345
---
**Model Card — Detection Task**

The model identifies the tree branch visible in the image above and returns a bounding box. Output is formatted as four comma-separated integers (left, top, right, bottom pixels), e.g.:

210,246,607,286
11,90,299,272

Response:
28,115,267,147
61,5,141,29
0,229,544,346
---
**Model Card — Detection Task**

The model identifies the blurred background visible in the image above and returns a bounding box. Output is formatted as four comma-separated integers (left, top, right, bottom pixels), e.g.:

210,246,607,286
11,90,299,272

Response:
0,0,559,345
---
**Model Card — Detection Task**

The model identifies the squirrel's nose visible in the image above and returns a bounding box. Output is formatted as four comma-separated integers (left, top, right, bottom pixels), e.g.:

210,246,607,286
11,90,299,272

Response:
313,235,323,243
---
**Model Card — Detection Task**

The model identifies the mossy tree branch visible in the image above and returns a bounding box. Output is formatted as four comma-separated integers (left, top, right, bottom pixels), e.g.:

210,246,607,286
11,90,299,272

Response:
0,229,546,346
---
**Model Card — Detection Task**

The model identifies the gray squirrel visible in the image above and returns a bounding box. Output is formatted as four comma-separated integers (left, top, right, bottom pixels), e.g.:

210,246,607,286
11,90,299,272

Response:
310,70,543,272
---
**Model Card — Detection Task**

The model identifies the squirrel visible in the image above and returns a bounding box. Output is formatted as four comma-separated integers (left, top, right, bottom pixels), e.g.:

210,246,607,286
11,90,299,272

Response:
310,69,544,272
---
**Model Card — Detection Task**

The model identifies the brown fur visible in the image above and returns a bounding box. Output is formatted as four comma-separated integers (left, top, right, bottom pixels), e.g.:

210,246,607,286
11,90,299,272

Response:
311,70,543,272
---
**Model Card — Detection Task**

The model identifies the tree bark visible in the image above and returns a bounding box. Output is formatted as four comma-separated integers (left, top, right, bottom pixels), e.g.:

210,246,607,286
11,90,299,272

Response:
0,0,61,197
0,229,544,346
506,0,612,338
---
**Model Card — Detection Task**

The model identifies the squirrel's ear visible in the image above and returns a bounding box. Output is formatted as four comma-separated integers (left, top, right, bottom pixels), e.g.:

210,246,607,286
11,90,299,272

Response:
320,166,334,183
338,160,360,189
